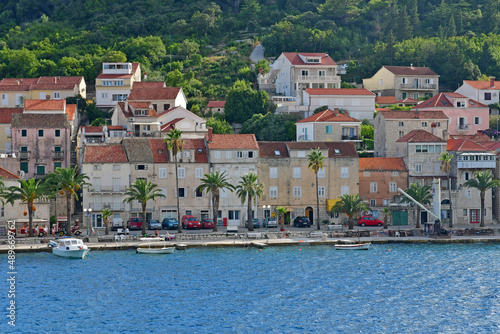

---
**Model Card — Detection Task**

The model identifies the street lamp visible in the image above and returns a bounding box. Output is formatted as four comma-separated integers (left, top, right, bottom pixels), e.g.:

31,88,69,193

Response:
84,208,92,236
263,204,271,231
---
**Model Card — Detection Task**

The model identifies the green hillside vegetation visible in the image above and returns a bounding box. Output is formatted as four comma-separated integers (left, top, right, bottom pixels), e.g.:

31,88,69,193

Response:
1,0,500,127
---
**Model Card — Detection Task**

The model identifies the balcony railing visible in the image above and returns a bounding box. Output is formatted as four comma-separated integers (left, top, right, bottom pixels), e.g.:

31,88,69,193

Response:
86,138,105,144
295,75,341,82
342,135,360,140
458,124,469,130
19,151,30,160
88,186,128,193
34,173,45,180
298,135,309,141
400,83,437,90
457,161,496,169
52,151,64,160
89,202,126,211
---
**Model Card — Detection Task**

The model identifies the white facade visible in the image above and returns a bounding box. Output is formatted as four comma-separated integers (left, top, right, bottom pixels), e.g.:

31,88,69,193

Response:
455,80,500,106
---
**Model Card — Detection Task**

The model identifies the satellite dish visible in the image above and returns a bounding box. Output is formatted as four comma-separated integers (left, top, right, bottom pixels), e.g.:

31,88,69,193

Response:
149,104,154,110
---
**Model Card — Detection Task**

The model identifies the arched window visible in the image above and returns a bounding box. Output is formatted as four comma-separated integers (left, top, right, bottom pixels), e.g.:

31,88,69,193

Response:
441,199,450,205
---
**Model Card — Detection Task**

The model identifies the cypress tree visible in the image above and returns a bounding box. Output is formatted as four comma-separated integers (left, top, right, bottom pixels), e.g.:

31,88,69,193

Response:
397,6,412,41
448,15,456,37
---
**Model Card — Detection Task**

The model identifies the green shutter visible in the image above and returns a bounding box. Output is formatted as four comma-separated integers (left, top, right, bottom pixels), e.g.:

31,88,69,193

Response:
36,165,45,175
20,162,28,173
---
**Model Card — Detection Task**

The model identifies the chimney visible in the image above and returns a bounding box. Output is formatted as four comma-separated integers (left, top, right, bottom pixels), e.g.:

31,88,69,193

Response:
207,127,213,143
144,72,147,80
54,77,57,83
410,63,413,69
490,76,495,87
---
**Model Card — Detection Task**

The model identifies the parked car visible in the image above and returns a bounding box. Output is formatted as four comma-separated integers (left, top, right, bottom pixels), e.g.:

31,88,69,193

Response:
293,216,311,228
128,217,143,230
263,218,278,228
148,219,161,230
162,218,179,230
357,216,384,227
200,219,214,229
245,219,261,229
181,215,201,229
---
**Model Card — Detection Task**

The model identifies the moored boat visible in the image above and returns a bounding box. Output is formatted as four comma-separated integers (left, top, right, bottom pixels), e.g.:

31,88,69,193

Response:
334,243,371,250
136,245,175,254
50,237,90,259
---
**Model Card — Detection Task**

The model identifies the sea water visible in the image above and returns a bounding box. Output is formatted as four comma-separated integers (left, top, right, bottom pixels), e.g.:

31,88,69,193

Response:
1,243,500,333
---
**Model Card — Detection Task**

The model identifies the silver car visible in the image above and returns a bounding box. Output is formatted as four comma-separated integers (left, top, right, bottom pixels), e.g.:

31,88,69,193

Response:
264,218,278,228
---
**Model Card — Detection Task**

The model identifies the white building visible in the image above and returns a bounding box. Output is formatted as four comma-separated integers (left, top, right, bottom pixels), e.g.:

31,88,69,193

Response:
455,77,500,106
95,63,141,109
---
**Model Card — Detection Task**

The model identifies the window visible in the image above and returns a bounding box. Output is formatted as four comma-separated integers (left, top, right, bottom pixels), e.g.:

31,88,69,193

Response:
393,171,399,176
436,145,441,153
93,165,101,170
485,92,492,100
293,167,301,178
379,79,383,86
195,188,203,198
195,168,203,179
414,93,419,99
160,188,167,198
54,162,61,170
112,94,128,101
214,151,220,159
54,129,61,137
436,122,441,127
226,151,232,159
399,122,404,127
21,129,27,137
415,164,422,172
341,167,349,178
38,129,44,137
113,165,120,170
270,167,278,178
135,164,147,170
341,186,349,196
318,167,325,178
370,199,376,207
318,186,325,197
53,92,60,99
401,78,407,84
270,186,278,198
364,171,371,177
236,151,243,158
389,182,397,192
177,167,185,178
457,101,465,107
20,162,28,173
177,188,186,198
463,172,470,181
36,165,46,175
416,145,421,153
248,151,254,158
159,168,167,178
163,104,170,111
463,209,467,216
402,92,407,99
318,70,326,76
474,117,481,125
297,151,306,158
293,186,302,197
399,131,405,138
325,125,332,134
425,78,431,84
301,70,309,76
102,93,108,99
422,122,427,127
370,182,378,193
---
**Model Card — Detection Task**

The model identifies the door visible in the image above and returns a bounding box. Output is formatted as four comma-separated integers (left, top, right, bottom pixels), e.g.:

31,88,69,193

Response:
306,206,314,224
414,78,419,88
469,209,480,224
113,178,120,192
92,213,103,228
392,211,408,225
228,210,240,226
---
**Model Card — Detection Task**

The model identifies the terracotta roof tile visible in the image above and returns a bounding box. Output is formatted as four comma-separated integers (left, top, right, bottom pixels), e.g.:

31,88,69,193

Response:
286,142,330,150
12,113,69,128
464,80,500,90
378,110,448,120
192,138,208,163
398,98,420,104
359,158,407,171
123,138,154,162
0,78,38,85
82,126,104,133
133,81,165,89
414,92,488,109
31,76,83,90
66,104,76,121
207,101,226,108
323,142,359,158
306,88,374,96
0,166,20,180
0,108,22,123
283,52,337,66
149,139,169,163
207,134,258,149
258,142,290,158
24,99,66,111
447,138,490,152
453,134,492,143
396,129,445,143
376,96,398,104
84,145,128,163
128,87,181,101
161,118,183,132
384,66,438,76
297,109,360,123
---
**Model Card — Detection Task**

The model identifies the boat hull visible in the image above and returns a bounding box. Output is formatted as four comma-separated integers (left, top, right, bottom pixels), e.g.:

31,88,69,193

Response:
52,247,90,259
137,247,175,254
334,243,371,250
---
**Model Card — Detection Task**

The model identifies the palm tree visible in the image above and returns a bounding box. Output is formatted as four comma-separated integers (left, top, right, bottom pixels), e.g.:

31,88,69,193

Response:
276,206,289,230
307,148,324,230
46,167,90,236
382,207,391,230
440,152,454,228
164,128,184,233
236,172,264,232
464,171,500,227
101,208,112,235
196,171,235,232
5,178,48,237
123,179,165,236
401,183,432,229
331,194,370,230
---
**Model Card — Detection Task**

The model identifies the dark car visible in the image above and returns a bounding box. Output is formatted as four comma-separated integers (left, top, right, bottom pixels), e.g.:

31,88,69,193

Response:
162,218,179,230
200,219,214,229
245,219,261,229
148,219,161,230
293,216,311,228
357,216,384,227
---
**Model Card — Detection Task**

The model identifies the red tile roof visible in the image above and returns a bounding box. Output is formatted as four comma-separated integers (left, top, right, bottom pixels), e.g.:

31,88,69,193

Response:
378,110,447,119
133,81,165,89
359,158,407,171
398,98,420,104
447,138,490,152
376,96,398,104
207,101,226,108
84,145,128,163
0,166,20,180
283,52,337,66
305,88,374,96
24,99,66,111
161,118,183,132
297,109,360,123
128,87,181,101
323,142,359,158
82,126,104,133
192,138,208,163
66,104,76,121
129,102,151,109
0,108,22,123
414,92,488,109
396,129,445,142
258,142,290,158
207,134,258,149
453,134,492,143
0,78,38,85
12,113,69,128
463,80,500,90
31,76,83,90
149,139,169,163
384,66,438,76
96,63,140,79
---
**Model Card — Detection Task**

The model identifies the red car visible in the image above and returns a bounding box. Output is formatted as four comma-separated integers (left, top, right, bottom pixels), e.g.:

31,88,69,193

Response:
181,215,201,229
200,219,214,229
357,216,384,227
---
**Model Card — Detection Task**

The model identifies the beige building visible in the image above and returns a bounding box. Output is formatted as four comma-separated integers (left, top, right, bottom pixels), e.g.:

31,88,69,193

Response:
363,65,439,100
95,62,141,109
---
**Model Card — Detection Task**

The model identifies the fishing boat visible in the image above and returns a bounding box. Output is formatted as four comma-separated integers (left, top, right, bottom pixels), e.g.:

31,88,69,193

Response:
334,243,372,250
136,244,175,254
50,237,90,259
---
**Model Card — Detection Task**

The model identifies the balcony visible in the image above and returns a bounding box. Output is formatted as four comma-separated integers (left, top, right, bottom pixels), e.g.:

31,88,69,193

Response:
86,137,105,144
400,83,437,90
295,75,341,82
34,173,45,180
89,202,125,211
298,135,309,141
52,151,64,160
19,151,30,160
88,186,128,193
341,135,361,141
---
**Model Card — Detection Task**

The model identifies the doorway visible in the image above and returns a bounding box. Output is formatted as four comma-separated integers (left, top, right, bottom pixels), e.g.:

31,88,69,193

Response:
305,206,314,225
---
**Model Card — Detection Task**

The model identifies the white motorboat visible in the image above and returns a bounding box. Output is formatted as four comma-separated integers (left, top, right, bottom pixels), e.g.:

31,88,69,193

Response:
334,243,372,250
136,245,175,254
50,238,90,259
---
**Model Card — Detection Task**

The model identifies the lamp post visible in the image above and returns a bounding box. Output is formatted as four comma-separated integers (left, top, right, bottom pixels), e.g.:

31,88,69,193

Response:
263,204,270,231
84,208,92,236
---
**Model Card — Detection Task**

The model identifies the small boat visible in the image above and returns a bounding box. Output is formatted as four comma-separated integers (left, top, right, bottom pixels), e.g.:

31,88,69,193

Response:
334,243,372,250
51,237,90,259
136,244,175,254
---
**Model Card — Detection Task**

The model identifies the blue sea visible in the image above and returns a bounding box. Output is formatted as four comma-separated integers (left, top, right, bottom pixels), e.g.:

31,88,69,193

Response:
1,243,500,333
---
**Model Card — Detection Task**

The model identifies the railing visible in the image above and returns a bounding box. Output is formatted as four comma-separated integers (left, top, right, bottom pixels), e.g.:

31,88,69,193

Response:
19,151,30,160
298,135,309,141
458,124,469,130
400,83,437,90
34,173,45,180
88,186,128,193
457,161,496,169
295,75,340,82
52,151,64,160
341,135,360,140
86,138,105,144
89,203,126,211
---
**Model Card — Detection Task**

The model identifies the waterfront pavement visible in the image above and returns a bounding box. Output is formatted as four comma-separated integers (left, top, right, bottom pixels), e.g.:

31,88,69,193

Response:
2,224,500,254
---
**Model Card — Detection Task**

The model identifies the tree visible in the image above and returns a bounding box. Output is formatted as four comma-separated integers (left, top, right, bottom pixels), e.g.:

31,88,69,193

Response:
164,129,184,233
439,152,454,228
101,208,112,235
276,206,289,230
464,171,500,227
236,172,264,232
206,117,233,134
307,148,324,230
382,208,390,230
5,179,48,237
46,167,90,236
123,179,165,235
224,80,270,124
240,113,299,141
401,183,432,229
317,0,361,25
331,194,370,230
196,171,235,232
